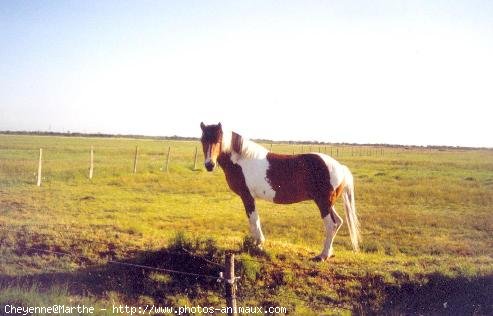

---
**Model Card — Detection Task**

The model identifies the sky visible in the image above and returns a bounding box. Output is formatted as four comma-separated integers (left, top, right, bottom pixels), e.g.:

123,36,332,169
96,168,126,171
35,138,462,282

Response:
1,1,492,147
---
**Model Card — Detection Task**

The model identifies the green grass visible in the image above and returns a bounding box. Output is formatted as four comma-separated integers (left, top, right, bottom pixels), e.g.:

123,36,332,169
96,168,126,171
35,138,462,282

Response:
1,134,492,315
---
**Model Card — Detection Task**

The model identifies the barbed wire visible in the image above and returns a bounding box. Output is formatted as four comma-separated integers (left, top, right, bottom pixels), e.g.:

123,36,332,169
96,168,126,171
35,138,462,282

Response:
0,225,225,268
2,225,325,276
20,245,221,281
2,224,356,311
1,224,356,278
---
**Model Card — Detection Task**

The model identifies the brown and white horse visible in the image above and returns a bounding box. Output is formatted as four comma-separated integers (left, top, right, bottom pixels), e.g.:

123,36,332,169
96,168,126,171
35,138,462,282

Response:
200,122,360,260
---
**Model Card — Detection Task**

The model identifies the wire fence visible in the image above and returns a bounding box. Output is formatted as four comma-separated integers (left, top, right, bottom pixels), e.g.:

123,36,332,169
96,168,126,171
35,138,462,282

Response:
0,224,355,313
0,142,398,187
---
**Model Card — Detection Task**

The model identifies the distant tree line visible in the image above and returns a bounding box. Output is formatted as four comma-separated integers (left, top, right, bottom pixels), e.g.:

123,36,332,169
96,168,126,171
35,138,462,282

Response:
0,130,488,150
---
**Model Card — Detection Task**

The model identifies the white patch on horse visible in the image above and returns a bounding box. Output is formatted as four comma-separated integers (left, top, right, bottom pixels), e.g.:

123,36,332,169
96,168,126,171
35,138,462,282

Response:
319,208,343,259
237,157,276,201
225,133,276,201
248,210,265,244
204,144,213,164
314,153,345,189
320,214,335,259
221,130,232,153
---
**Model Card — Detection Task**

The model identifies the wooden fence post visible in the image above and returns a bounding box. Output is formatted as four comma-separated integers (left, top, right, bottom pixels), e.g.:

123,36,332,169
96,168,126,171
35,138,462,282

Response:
270,143,273,152
133,145,138,174
225,253,237,316
89,146,94,179
36,148,42,186
193,146,198,170
165,146,171,173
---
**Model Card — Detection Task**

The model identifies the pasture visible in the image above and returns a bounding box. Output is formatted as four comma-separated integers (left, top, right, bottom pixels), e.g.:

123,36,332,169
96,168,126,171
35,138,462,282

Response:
0,134,492,315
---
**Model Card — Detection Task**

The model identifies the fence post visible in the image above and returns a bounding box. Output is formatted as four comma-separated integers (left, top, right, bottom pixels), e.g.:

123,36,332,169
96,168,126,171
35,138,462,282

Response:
225,253,237,316
36,148,43,186
165,146,171,173
133,145,139,174
193,146,198,170
270,143,273,152
89,146,94,179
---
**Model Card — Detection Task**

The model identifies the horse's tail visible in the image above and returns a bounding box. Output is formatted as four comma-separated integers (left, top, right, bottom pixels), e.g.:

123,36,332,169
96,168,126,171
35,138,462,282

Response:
341,165,361,251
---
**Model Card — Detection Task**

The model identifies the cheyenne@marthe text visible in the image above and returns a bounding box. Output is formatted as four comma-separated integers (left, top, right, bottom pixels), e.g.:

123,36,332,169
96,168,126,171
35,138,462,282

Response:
4,304,95,315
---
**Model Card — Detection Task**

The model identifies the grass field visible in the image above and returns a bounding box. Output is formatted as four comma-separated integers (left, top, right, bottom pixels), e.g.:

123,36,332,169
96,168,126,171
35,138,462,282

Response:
0,134,492,315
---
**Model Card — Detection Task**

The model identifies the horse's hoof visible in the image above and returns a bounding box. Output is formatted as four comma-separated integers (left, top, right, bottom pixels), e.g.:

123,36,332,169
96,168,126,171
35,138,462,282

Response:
311,255,327,262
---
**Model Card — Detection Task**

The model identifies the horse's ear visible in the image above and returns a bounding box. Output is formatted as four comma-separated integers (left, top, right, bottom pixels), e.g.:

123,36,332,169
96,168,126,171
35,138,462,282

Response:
218,122,222,129
200,122,205,131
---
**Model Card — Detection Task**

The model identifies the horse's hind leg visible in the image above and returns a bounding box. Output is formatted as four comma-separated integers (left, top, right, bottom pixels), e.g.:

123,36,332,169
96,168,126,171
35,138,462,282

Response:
241,194,265,247
326,206,343,258
314,200,343,261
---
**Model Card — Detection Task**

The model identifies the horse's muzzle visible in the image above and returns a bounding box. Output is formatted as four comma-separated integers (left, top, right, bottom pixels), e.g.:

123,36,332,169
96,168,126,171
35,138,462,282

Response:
205,161,215,172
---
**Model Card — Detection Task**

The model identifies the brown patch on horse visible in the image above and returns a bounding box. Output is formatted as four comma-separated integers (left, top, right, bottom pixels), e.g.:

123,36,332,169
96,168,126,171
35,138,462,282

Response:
329,181,345,205
327,181,345,222
217,152,255,215
266,153,334,204
266,153,345,219
231,132,243,154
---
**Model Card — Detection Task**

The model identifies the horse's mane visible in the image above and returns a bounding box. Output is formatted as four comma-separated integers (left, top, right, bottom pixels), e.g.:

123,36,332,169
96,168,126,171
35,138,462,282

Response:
222,130,268,161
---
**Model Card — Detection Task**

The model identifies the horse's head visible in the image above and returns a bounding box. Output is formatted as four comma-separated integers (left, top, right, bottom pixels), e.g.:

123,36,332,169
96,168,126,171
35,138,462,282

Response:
200,122,223,171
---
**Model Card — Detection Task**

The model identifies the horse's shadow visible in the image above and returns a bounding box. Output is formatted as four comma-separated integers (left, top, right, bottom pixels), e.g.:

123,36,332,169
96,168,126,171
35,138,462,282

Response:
0,247,224,305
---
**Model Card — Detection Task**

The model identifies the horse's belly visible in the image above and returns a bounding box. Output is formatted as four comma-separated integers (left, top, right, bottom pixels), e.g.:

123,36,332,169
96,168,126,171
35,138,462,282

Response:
272,185,311,204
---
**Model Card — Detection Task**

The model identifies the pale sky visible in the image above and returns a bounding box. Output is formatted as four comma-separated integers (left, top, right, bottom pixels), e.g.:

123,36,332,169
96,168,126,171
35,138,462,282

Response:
1,1,492,147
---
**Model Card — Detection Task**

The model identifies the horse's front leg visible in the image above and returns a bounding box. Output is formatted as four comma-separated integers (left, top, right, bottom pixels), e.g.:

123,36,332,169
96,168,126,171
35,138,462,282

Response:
241,194,265,247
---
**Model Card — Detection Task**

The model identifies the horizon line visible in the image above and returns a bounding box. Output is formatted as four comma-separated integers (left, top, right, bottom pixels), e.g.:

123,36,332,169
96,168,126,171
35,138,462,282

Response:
1,130,491,150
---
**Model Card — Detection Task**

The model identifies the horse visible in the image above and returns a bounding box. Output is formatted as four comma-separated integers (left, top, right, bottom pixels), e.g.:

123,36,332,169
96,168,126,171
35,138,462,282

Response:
199,122,360,261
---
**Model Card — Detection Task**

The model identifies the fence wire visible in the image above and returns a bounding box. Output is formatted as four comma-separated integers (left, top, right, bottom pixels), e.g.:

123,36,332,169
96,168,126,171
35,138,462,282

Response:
22,246,220,281
0,225,224,269
1,224,357,312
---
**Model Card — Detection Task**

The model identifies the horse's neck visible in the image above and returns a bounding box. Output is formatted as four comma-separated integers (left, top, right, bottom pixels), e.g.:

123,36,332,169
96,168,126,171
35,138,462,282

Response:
217,152,250,197
217,152,237,175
